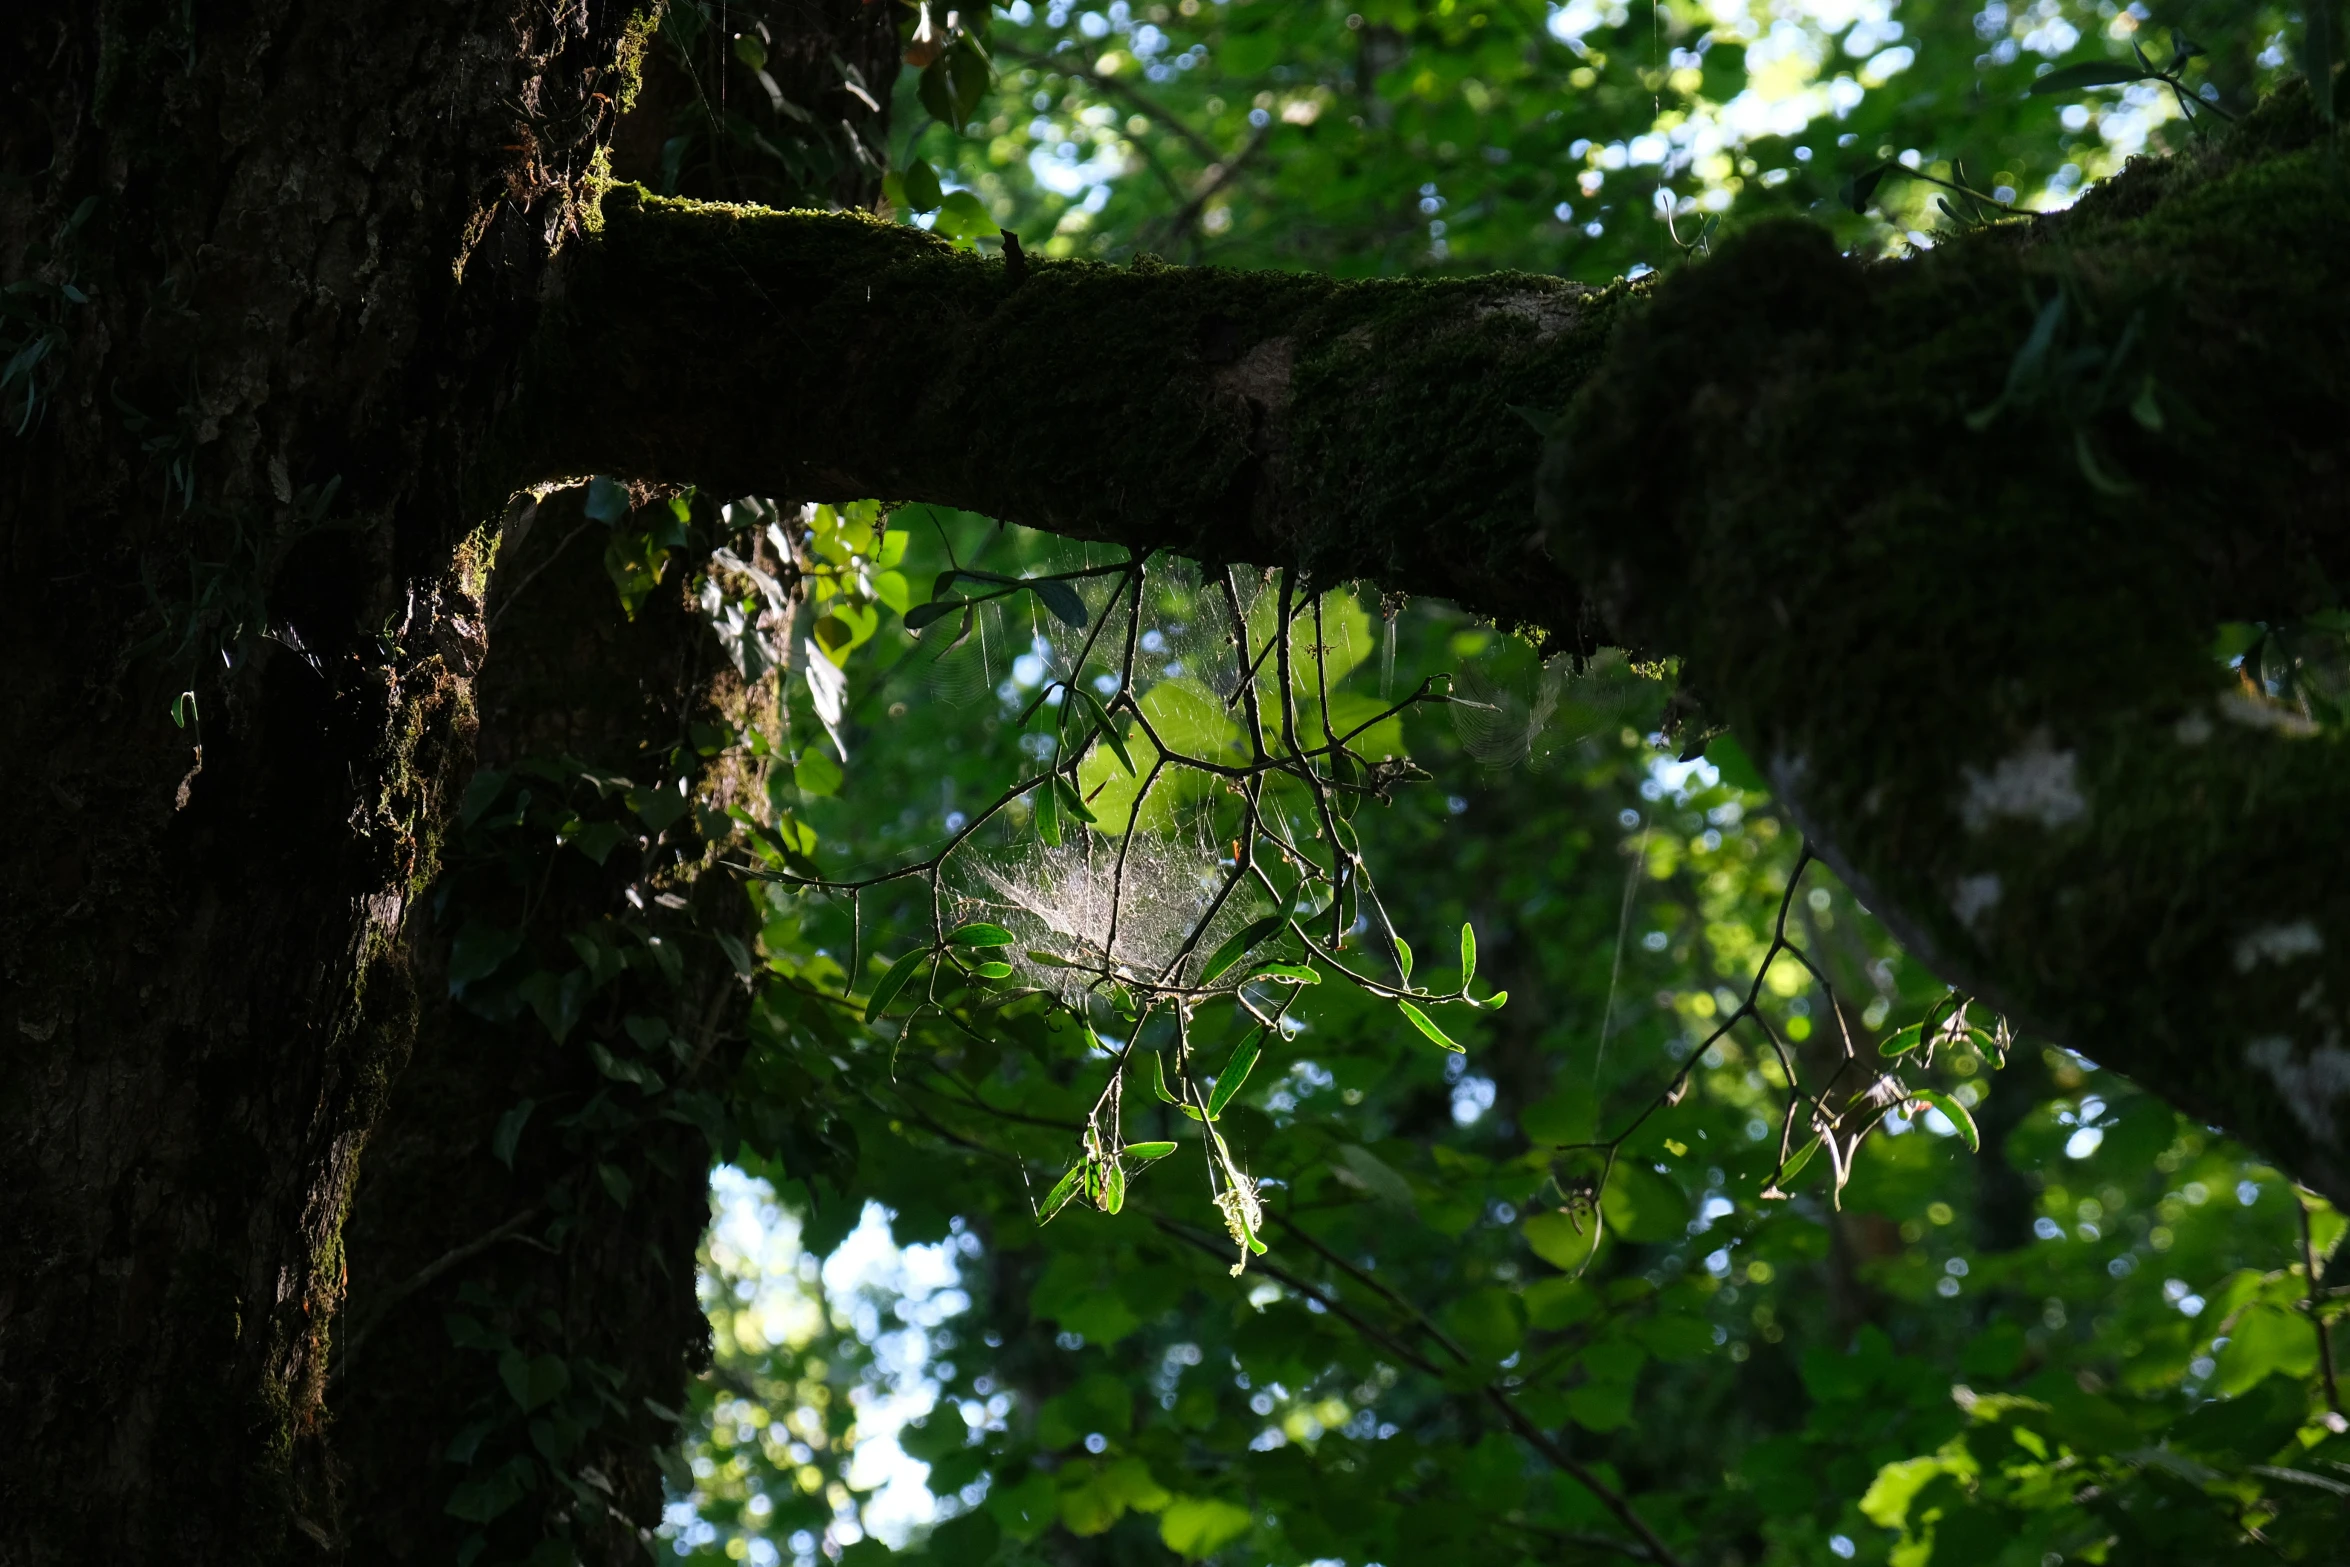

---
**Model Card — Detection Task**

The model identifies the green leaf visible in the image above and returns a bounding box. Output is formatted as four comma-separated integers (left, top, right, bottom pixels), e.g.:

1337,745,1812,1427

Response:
1034,772,1061,846
598,1160,634,1207
1039,1163,1085,1222
1459,921,1477,988
1878,1022,1927,1058
1478,990,1509,1011
901,155,945,211
588,1041,662,1092
447,920,523,992
1244,962,1320,985
1125,1141,1178,1161
1912,1089,1981,1152
1055,774,1098,824
1705,733,1770,794
970,960,1015,980
1159,1496,1253,1560
499,1350,570,1414
932,189,1001,240
583,475,630,524
2026,59,2152,95
515,968,588,1044
1098,1159,1126,1214
1151,1048,1180,1104
918,56,957,130
947,36,992,124
1394,934,1414,986
1200,915,1284,984
1026,948,1080,967
1602,1160,1690,1243
1521,1086,1596,1146
1772,1136,1824,1188
1078,687,1136,774
1207,1033,1262,1119
2212,1306,2323,1396
1335,1143,1416,1212
1029,576,1089,628
458,767,509,828
1397,999,1462,1052
1523,1210,1598,1271
793,748,843,797
905,597,969,631
491,1099,536,1169
445,1459,533,1523
1840,162,1892,213
865,948,932,1024
948,922,1017,947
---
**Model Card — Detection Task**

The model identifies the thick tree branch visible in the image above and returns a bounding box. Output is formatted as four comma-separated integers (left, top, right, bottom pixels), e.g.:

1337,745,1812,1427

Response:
526,188,1627,638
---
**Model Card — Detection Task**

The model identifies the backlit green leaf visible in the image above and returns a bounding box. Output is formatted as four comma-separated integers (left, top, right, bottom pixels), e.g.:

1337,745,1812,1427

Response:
1207,1033,1262,1119
1200,915,1283,984
865,948,932,1024
1039,1163,1085,1222
1397,998,1461,1052
1912,1088,1981,1152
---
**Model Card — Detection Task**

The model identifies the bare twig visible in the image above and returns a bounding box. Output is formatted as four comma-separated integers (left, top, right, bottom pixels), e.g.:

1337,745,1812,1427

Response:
335,1205,548,1375
2300,1191,2343,1416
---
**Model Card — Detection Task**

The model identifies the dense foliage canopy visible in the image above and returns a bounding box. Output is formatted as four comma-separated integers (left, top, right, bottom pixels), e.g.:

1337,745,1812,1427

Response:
405,3,2350,1566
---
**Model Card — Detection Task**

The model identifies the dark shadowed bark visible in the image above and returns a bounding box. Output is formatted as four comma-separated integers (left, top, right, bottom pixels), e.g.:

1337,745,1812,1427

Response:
335,486,767,1564
0,2,646,1554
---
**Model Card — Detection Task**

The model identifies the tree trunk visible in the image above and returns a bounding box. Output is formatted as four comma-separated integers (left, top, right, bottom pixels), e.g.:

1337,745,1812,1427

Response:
334,484,771,1564
0,1,649,1553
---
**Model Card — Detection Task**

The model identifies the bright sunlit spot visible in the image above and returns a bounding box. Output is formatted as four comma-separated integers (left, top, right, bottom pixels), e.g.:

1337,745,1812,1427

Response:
662,1170,974,1560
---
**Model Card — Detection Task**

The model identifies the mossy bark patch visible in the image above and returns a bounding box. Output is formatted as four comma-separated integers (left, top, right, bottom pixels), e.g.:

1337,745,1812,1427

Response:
532,190,1634,636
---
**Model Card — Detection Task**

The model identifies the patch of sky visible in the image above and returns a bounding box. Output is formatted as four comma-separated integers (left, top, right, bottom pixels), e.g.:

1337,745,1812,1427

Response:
663,1171,976,1557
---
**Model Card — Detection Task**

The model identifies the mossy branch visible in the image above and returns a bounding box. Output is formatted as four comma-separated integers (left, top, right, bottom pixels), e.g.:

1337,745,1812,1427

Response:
525,186,1631,636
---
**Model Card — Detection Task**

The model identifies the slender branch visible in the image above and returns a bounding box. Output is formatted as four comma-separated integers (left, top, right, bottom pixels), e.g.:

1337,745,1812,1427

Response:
999,44,1225,165
1148,1214,1687,1567
2300,1191,2343,1416
1148,120,1273,251
334,1205,548,1373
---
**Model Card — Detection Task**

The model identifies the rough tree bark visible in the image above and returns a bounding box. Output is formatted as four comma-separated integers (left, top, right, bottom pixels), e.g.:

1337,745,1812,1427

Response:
332,484,775,1566
0,2,649,1555
1,1,902,1555
4,0,2347,1557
